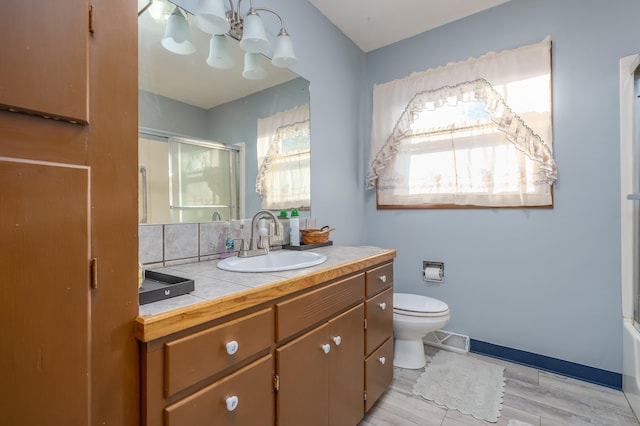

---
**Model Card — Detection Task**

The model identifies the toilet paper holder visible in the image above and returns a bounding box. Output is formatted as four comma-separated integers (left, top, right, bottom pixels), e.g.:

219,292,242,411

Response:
423,261,444,282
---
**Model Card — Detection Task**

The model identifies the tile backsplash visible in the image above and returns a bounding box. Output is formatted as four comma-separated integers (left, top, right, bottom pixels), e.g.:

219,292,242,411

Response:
139,217,316,267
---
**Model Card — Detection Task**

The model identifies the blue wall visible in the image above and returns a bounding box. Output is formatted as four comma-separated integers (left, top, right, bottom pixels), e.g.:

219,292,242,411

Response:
139,90,208,138
363,0,640,373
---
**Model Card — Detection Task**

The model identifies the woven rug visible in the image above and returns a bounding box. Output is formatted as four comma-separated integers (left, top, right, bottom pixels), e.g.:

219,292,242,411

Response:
412,350,506,422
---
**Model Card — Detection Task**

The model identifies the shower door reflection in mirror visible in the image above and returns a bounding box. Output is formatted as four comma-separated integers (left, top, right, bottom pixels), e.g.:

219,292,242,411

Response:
139,131,239,223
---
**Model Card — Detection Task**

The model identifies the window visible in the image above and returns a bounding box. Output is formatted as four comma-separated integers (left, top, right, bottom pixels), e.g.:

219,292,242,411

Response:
368,38,556,208
256,105,310,210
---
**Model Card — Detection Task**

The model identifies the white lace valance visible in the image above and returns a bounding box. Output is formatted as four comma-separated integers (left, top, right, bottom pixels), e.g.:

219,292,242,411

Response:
256,118,310,196
256,104,310,210
367,78,556,190
367,37,555,191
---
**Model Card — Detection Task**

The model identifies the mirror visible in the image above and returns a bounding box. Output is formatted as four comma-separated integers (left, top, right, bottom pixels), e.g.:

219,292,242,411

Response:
138,0,311,224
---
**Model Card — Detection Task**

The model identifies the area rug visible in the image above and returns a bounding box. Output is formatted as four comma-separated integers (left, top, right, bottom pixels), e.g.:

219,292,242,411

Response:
412,350,506,422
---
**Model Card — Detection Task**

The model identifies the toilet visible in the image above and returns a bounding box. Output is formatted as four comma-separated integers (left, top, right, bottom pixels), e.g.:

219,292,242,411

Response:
393,293,450,369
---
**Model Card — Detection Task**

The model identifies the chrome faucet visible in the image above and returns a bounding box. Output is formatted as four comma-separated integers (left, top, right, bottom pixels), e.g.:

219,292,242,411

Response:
211,210,223,221
238,210,282,258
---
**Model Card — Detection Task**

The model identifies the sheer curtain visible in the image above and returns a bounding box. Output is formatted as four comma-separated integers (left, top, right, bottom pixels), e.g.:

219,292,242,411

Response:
367,37,556,207
256,104,310,210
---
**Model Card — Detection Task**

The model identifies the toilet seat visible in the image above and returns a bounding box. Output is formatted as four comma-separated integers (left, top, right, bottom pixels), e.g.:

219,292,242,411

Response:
394,293,449,317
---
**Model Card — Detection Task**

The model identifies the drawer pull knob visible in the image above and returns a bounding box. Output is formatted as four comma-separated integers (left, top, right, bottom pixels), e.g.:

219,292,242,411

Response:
332,336,342,346
379,275,387,283
379,356,386,365
226,396,239,412
378,302,387,310
226,341,239,355
321,344,331,354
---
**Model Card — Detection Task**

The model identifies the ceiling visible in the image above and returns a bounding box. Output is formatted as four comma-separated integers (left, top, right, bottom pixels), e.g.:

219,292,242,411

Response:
308,0,511,52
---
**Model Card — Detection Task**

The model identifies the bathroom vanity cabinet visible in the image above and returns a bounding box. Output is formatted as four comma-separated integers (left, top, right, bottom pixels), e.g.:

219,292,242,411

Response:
137,251,395,426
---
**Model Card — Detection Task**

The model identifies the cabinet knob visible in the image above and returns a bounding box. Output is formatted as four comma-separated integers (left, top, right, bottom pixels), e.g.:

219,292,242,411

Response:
379,275,387,283
332,336,342,346
378,356,386,365
225,341,239,355
378,302,387,310
226,395,239,412
321,344,331,354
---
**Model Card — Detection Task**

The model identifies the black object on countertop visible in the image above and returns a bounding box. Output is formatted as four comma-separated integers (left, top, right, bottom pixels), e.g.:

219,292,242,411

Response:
282,240,333,251
139,270,195,305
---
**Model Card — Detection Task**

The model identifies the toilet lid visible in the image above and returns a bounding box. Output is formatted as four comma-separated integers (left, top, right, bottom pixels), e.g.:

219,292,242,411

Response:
394,293,449,314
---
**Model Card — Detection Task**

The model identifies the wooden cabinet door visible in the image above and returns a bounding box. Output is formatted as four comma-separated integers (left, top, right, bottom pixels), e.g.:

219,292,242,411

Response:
328,304,365,426
276,323,330,426
0,0,89,123
0,158,90,425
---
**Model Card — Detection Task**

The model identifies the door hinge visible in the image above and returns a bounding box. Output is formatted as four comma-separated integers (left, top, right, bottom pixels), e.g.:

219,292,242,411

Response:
364,390,367,401
90,258,98,289
88,5,95,34
364,318,368,330
273,373,280,392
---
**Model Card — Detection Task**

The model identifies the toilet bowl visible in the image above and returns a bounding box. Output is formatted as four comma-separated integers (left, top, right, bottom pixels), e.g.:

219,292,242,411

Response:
393,293,450,369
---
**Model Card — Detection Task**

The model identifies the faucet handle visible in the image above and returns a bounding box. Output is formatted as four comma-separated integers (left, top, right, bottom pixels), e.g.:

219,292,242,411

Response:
258,235,271,250
234,239,248,252
249,237,260,250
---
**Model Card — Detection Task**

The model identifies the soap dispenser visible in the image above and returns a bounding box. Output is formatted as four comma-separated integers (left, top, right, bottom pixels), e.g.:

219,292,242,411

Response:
289,209,300,246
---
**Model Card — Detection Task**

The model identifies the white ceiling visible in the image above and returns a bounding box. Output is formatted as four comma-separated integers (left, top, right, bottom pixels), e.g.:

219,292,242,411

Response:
308,0,512,52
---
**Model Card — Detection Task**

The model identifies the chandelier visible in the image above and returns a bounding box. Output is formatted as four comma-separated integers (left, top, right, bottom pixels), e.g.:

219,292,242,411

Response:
159,0,297,80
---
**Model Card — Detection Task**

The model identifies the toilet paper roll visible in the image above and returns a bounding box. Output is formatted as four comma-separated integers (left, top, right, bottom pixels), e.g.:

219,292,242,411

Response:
424,266,442,281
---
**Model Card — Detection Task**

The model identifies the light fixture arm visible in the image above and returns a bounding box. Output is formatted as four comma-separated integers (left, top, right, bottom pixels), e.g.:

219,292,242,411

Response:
138,0,153,17
227,0,238,14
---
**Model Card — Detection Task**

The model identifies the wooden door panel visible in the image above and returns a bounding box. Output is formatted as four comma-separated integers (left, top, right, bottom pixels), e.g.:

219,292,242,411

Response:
0,1,89,123
0,158,90,425
276,323,330,426
329,304,365,426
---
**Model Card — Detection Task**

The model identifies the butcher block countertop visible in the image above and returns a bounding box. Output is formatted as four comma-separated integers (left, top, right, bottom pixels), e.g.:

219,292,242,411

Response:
135,245,396,342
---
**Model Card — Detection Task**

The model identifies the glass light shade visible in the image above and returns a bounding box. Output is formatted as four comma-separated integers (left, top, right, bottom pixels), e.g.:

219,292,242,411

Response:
239,12,270,53
194,0,230,35
161,8,196,55
206,35,235,69
242,52,267,80
271,33,297,68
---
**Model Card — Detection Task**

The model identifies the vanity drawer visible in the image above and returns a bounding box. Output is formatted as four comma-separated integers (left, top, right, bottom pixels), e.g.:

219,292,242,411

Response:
365,287,393,355
364,337,393,412
275,273,364,341
164,308,273,397
365,262,393,297
164,354,274,426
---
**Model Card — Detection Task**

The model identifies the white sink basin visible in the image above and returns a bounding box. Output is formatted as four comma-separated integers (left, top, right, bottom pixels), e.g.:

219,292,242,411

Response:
217,250,327,273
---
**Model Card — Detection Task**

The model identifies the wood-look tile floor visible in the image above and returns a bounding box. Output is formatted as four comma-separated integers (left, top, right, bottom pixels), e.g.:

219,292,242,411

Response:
359,346,640,426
